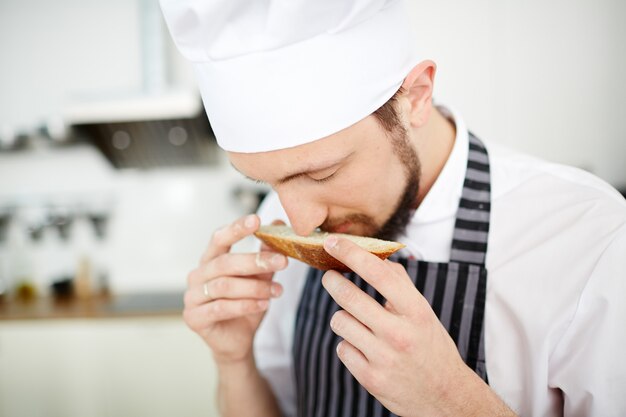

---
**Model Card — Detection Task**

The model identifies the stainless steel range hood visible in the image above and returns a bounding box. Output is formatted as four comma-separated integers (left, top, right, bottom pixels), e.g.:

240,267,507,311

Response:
73,110,219,169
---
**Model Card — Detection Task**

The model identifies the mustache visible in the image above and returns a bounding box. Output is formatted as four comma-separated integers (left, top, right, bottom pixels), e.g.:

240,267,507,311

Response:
320,213,376,234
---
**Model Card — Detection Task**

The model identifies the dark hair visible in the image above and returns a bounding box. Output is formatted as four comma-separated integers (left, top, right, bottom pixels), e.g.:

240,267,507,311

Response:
372,87,404,133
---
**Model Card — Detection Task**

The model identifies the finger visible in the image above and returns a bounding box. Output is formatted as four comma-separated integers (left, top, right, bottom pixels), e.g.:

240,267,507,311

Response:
201,214,260,263
322,270,391,334
335,340,371,389
208,251,288,279
189,251,288,286
330,310,382,361
324,236,419,315
186,276,283,306
183,298,269,329
385,259,407,274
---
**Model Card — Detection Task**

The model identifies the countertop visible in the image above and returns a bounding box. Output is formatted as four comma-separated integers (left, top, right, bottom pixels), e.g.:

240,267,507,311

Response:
0,292,184,321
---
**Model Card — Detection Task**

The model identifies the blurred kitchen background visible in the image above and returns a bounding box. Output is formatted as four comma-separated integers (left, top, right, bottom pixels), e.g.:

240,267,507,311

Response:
0,0,624,416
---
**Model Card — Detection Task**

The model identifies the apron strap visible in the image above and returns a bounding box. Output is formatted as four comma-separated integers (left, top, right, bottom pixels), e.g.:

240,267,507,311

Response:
449,133,491,266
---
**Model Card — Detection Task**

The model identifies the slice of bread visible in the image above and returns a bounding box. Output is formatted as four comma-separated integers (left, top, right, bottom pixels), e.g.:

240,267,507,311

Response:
254,225,405,272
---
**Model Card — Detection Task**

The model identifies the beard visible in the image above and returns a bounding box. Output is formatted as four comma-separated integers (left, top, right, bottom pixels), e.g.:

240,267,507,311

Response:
320,125,421,241
374,128,421,241
374,160,420,241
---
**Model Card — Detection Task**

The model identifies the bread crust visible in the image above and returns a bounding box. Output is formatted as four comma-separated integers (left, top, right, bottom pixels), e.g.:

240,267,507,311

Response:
254,227,405,272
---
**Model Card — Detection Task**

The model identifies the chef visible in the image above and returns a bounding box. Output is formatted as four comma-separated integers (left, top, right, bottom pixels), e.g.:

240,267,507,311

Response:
160,0,626,416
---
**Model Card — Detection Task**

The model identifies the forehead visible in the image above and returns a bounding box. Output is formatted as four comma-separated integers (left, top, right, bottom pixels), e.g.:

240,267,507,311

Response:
228,114,382,178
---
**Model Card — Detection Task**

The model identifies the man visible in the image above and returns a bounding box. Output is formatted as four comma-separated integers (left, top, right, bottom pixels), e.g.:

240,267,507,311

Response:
160,0,626,416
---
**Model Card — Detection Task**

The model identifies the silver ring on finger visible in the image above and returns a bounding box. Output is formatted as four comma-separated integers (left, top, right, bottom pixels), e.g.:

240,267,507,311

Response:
203,282,212,301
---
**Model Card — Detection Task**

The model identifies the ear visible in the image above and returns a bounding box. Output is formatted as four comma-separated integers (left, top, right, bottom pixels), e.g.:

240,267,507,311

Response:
399,60,437,128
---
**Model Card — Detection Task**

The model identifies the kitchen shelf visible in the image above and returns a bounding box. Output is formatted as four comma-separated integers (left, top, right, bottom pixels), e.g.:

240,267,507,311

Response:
0,291,183,321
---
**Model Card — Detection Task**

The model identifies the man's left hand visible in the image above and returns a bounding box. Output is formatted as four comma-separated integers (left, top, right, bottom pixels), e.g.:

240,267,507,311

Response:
321,235,515,417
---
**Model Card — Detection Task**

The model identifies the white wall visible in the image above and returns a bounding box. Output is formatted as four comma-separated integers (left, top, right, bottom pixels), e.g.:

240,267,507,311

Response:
0,0,143,132
406,0,626,186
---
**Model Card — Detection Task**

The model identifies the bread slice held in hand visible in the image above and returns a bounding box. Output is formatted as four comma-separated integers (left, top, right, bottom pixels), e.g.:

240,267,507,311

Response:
254,225,405,272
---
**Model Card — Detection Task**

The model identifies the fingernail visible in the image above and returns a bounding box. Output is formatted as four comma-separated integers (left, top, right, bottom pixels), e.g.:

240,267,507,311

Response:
329,316,337,331
255,252,269,270
270,283,282,297
325,235,338,250
245,215,256,229
257,300,269,309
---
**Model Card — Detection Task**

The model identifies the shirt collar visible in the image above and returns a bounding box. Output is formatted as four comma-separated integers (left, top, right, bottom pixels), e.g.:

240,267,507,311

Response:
408,105,468,225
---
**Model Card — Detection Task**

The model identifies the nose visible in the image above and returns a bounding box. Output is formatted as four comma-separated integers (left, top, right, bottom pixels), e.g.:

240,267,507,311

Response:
277,189,327,236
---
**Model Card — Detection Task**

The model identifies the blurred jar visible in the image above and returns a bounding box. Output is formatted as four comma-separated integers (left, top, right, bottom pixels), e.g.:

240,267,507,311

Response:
0,251,9,301
9,218,37,302
0,209,10,300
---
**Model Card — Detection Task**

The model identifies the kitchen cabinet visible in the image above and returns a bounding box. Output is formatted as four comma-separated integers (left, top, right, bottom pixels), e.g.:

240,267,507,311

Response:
0,317,219,417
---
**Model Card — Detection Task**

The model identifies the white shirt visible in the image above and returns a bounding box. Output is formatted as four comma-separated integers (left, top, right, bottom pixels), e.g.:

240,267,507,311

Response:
253,107,626,417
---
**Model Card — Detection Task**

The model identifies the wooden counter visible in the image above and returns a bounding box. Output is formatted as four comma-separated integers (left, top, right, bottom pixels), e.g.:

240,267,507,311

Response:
0,291,184,321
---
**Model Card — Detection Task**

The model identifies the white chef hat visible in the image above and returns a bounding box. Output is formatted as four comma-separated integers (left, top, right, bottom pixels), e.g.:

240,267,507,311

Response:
160,0,419,153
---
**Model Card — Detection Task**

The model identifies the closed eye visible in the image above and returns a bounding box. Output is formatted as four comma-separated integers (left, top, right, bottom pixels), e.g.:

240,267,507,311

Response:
310,170,337,183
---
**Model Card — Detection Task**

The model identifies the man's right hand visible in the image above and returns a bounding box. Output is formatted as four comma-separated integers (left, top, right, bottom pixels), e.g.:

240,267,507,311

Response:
183,214,288,365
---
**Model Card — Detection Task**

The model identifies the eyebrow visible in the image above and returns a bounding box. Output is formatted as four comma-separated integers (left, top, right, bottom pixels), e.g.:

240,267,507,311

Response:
232,153,353,186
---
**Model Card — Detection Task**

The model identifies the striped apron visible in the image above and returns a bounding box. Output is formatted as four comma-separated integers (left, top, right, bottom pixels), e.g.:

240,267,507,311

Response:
293,133,491,417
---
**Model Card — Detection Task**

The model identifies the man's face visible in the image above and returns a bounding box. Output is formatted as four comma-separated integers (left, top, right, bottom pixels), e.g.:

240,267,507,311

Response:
228,114,421,241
